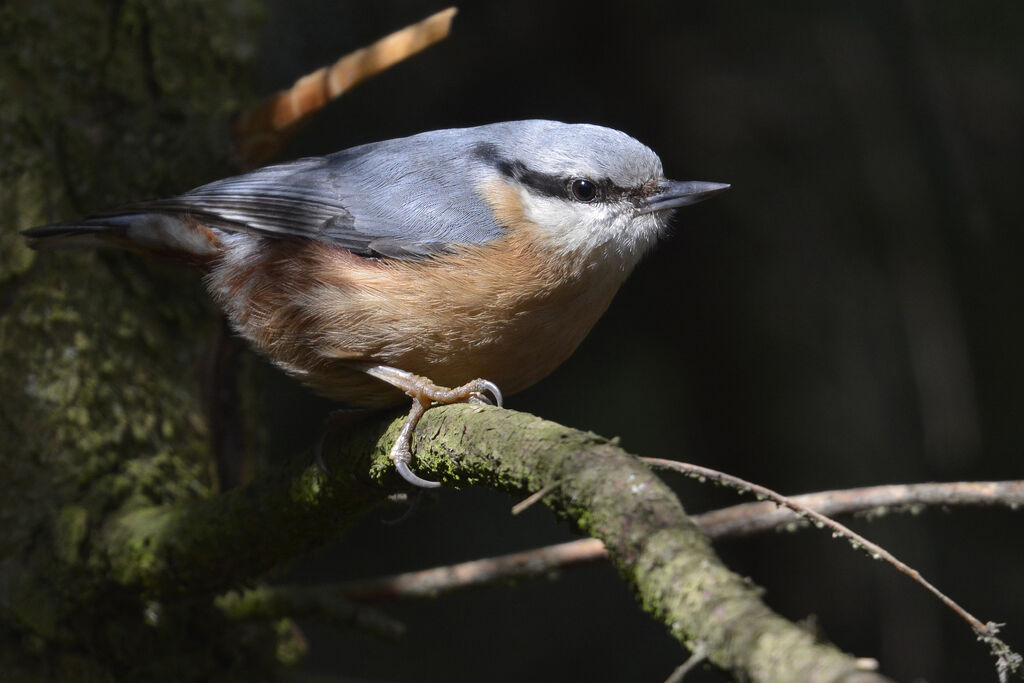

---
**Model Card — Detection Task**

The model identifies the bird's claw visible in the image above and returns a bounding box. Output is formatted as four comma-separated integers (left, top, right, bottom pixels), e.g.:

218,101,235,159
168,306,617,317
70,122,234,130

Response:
468,379,503,407
393,455,441,489
360,364,504,488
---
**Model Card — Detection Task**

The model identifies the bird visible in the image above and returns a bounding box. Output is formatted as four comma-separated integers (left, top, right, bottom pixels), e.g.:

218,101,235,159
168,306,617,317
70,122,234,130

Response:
23,120,729,488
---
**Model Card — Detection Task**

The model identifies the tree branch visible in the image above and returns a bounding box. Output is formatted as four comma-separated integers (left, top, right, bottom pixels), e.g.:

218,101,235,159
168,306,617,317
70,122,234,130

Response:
361,405,889,682
101,427,388,597
100,404,890,681
232,7,458,166
328,480,1024,603
338,537,605,602
695,480,1024,538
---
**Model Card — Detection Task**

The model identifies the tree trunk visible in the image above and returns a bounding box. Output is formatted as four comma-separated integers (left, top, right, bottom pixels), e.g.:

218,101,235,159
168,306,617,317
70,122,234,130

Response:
0,1,283,679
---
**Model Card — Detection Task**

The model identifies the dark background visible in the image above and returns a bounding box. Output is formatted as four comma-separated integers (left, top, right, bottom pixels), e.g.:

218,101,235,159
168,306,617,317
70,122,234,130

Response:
243,2,1024,681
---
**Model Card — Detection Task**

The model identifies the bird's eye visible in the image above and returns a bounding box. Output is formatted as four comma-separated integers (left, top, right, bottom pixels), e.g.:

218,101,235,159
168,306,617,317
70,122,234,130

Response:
569,178,599,202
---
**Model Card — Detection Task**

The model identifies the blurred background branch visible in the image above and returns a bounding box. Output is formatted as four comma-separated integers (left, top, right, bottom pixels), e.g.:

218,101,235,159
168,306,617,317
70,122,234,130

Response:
334,480,1024,603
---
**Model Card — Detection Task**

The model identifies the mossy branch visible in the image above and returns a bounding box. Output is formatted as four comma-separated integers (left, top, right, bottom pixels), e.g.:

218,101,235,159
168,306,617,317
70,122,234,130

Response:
101,404,889,683
101,427,387,597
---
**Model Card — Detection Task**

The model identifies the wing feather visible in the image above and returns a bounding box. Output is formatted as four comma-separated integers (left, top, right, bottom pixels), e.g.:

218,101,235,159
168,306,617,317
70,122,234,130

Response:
104,133,506,260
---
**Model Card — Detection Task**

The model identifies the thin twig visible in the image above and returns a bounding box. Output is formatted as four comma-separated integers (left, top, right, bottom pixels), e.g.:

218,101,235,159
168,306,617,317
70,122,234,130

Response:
511,479,562,515
232,7,458,166
664,643,708,683
338,537,602,602
641,458,1023,681
333,480,1024,603
696,480,1024,538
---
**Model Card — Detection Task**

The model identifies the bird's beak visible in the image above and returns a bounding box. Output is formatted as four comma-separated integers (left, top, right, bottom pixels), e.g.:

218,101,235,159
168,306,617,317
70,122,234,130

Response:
639,180,731,214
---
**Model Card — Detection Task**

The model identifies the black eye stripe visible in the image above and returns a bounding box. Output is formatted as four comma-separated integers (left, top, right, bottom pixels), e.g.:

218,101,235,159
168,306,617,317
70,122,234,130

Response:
499,163,619,202
474,143,639,203
498,160,566,198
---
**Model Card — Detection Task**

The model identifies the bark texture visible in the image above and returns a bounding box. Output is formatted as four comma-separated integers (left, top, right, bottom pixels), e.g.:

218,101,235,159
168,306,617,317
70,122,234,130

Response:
0,1,283,679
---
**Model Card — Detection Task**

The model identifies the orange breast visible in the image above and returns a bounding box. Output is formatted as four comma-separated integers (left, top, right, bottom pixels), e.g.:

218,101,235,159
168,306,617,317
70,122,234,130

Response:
206,187,632,408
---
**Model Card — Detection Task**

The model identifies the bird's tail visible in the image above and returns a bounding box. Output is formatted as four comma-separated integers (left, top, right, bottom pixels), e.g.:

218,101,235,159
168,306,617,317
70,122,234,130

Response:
22,212,222,266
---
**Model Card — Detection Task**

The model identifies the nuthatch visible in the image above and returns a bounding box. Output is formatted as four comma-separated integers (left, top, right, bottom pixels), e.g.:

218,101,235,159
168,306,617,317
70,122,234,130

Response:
24,120,729,487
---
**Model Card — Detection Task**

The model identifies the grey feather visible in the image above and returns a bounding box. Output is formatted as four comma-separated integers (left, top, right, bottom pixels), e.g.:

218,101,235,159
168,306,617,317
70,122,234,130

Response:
24,120,665,261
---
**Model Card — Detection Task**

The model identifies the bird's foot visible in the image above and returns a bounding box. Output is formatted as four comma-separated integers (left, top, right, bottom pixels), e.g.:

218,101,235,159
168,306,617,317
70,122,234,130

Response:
361,365,503,488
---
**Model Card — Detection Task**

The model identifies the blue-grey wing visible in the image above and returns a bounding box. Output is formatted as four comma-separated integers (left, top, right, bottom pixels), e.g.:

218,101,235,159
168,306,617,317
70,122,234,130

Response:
114,137,505,259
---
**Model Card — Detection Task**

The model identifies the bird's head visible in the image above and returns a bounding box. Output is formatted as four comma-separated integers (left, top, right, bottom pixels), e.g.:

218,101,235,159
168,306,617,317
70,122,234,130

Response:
467,120,729,268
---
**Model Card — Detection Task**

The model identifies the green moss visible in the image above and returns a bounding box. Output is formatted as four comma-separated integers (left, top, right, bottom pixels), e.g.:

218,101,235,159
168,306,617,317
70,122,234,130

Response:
290,467,328,506
53,506,90,565
274,618,308,666
0,0,271,678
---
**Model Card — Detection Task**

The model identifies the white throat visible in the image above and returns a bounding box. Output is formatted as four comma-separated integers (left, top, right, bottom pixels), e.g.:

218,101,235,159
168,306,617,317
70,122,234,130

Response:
517,189,667,272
